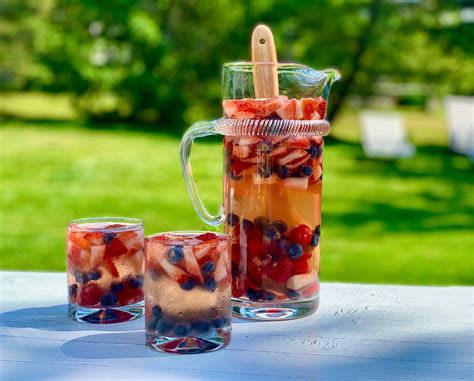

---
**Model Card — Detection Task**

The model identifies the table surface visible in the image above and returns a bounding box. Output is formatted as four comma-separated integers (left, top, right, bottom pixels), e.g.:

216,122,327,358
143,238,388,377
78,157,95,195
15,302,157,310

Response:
0,271,472,381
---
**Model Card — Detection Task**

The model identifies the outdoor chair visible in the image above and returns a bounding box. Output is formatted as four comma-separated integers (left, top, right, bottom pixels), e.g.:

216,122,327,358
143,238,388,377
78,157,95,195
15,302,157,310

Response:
445,95,474,160
360,111,415,159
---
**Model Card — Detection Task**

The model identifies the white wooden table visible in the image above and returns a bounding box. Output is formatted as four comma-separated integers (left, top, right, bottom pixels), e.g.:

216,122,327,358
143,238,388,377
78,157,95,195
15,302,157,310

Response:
0,271,472,381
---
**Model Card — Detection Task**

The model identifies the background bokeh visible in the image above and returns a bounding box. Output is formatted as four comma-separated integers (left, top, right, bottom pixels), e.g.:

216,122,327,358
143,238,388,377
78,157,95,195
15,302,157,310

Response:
1,0,473,285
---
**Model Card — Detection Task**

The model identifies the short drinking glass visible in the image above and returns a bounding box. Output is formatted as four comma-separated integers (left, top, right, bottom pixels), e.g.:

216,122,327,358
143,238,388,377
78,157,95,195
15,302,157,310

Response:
145,231,231,354
67,217,145,323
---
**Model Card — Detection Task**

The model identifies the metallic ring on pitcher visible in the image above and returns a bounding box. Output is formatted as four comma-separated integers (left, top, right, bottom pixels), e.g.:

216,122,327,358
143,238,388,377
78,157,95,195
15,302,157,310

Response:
214,118,330,136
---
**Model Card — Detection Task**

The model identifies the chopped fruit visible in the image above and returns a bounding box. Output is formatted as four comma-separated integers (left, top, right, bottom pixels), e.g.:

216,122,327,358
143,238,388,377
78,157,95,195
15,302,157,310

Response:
273,220,288,234
286,270,317,290
299,165,313,177
128,276,144,288
241,155,265,164
263,225,280,240
195,232,217,241
183,246,204,283
100,293,118,307
276,165,290,179
223,96,287,119
289,224,314,246
282,177,309,190
292,253,312,275
84,232,103,246
105,257,120,277
247,237,265,257
285,136,311,150
106,223,127,229
203,278,217,292
168,246,184,264
316,98,327,119
103,232,116,244
105,237,128,258
214,254,228,283
295,99,304,119
232,276,247,297
89,245,106,268
288,243,304,260
248,255,271,283
284,153,311,169
78,283,102,306
242,219,254,233
276,98,297,119
226,213,239,226
309,163,323,183
118,231,138,249
181,278,197,290
116,285,143,305
233,144,251,159
202,261,216,274
299,280,320,297
239,136,262,146
269,145,288,159
194,243,216,263
160,259,189,284
301,98,321,120
277,149,308,166
69,232,90,250
229,159,254,176
266,256,292,284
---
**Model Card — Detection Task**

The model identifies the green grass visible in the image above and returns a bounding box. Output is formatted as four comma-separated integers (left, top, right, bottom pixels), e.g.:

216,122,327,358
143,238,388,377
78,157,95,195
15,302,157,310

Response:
1,100,473,285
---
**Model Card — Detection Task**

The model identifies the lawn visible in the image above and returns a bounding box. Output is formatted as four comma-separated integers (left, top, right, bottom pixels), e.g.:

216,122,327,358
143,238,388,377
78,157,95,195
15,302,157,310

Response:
1,99,473,285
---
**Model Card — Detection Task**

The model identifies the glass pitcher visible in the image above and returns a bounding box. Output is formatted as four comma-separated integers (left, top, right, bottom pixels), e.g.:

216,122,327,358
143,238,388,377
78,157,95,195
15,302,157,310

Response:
180,63,340,320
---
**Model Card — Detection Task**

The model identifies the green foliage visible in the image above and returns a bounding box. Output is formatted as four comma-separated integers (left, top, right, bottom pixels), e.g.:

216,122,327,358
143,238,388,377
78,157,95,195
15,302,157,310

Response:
1,0,473,125
0,110,473,285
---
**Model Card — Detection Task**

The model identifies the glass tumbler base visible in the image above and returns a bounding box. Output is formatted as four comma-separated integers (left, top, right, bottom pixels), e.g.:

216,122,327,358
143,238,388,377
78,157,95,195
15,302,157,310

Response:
231,294,319,320
68,301,144,324
147,328,231,354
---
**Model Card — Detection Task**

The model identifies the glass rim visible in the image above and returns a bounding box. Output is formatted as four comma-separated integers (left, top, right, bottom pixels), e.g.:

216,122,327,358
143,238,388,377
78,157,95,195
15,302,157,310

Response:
146,231,230,244
68,217,144,232
223,61,339,75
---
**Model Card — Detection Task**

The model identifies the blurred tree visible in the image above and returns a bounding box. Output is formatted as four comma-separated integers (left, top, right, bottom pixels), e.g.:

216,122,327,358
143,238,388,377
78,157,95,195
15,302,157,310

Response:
0,0,472,127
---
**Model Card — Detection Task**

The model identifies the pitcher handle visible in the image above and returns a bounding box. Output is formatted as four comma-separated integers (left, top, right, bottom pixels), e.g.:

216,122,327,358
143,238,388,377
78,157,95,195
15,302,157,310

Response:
180,120,223,227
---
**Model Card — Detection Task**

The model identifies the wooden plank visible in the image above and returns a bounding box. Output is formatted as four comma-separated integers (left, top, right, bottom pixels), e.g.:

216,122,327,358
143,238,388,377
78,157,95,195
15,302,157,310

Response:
0,271,473,381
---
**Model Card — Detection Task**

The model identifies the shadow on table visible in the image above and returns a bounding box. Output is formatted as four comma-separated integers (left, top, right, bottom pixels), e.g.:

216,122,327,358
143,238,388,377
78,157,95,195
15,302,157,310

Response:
0,304,142,332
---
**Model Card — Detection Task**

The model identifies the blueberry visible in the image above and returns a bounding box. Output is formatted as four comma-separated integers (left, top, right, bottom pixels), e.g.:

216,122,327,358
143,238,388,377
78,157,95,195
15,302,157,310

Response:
258,140,273,154
263,225,280,240
168,246,184,264
287,289,300,299
100,293,117,307
202,261,215,274
152,305,163,319
315,225,321,236
211,317,225,328
277,166,290,179
103,232,116,244
246,288,263,301
111,282,124,293
157,320,175,334
242,219,254,233
276,238,291,254
299,165,313,177
180,278,197,291
192,320,212,333
307,144,318,158
288,244,303,260
226,213,239,226
257,164,272,178
316,145,323,157
128,276,144,288
175,324,192,337
231,262,241,277
310,234,319,247
87,271,102,281
203,278,217,292
254,216,270,230
262,290,276,301
272,220,288,234
147,317,158,331
74,271,85,284
68,284,78,297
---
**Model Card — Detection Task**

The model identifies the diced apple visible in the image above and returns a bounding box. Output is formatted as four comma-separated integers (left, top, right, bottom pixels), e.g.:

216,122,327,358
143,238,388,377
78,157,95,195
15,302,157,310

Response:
286,270,318,290
90,245,106,268
277,149,308,166
214,253,228,283
183,246,204,283
285,136,311,149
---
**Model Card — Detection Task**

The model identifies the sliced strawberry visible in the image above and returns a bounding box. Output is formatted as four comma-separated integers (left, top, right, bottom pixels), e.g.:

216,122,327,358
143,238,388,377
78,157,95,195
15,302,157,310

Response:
276,98,297,120
295,99,304,119
247,237,265,257
285,153,311,169
116,285,144,306
265,257,293,284
118,231,138,249
277,149,308,166
241,155,265,164
183,246,204,283
195,232,217,241
84,232,103,246
223,96,287,119
230,160,254,176
282,177,308,191
105,237,128,258
214,253,228,283
285,136,311,150
248,255,271,284
78,283,102,307
310,136,323,145
289,225,314,246
90,245,106,268
106,223,127,229
269,145,288,159
234,111,256,119
105,257,120,277
233,144,251,159
238,136,261,146
309,162,323,184
69,232,91,250
160,259,189,284
222,101,239,117
316,98,327,119
301,98,321,120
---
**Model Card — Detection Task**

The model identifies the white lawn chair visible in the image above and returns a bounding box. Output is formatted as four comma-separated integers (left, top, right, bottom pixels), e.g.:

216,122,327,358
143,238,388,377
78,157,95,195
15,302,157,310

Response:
445,96,474,160
360,111,415,158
